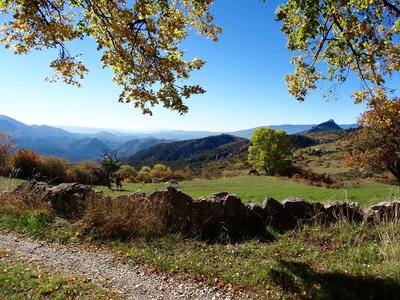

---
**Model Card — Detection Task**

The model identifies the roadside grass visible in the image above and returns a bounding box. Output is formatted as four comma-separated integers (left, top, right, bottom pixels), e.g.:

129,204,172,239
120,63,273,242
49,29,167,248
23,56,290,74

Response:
1,206,399,299
119,222,400,299
95,176,399,206
0,251,119,299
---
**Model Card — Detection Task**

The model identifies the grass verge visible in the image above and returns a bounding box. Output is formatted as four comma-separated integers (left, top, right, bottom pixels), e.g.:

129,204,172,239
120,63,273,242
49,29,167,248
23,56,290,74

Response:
1,204,399,299
0,250,119,299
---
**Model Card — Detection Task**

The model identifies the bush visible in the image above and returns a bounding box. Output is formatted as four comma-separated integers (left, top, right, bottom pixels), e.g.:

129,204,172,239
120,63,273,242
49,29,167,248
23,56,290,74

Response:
37,156,68,183
67,162,104,185
290,166,338,188
115,165,137,179
150,163,173,181
222,170,240,178
12,149,41,179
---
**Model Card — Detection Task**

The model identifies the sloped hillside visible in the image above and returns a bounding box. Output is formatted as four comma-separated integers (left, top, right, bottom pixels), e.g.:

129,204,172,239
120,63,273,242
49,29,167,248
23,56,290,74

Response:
125,134,250,170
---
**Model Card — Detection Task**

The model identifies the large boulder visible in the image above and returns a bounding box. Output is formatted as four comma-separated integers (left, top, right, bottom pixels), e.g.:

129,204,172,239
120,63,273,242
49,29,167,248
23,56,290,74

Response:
365,201,400,223
46,182,93,219
281,197,313,229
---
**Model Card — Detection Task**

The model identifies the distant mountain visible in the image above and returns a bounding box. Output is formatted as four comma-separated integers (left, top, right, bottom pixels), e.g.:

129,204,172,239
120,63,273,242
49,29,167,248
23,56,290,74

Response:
230,122,358,139
0,114,358,163
230,125,315,138
307,119,342,133
117,137,172,157
0,115,171,162
125,134,249,170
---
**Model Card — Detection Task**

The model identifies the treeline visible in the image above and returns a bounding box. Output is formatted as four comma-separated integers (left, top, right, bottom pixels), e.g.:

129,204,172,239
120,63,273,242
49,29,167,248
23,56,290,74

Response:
1,147,192,185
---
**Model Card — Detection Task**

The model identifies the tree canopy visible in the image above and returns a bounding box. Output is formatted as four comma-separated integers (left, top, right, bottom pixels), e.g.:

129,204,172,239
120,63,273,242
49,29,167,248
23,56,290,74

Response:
345,97,400,184
248,128,293,176
274,0,400,105
0,0,220,114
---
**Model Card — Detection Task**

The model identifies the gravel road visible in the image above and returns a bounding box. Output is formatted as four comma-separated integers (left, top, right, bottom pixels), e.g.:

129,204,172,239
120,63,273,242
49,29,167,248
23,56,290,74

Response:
0,232,249,299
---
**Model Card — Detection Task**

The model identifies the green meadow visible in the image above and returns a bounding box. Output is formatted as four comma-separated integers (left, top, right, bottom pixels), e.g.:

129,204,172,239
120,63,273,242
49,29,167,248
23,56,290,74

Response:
95,176,399,207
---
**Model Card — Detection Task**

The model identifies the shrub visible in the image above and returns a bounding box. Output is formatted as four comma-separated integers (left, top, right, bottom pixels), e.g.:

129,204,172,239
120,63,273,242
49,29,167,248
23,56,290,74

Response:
171,169,193,181
115,165,137,179
12,149,41,179
150,163,172,181
37,156,68,183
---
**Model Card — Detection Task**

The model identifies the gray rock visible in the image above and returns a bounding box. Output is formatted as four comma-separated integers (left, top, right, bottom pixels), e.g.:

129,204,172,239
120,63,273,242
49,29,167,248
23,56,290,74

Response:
262,197,283,230
281,197,313,229
46,182,93,219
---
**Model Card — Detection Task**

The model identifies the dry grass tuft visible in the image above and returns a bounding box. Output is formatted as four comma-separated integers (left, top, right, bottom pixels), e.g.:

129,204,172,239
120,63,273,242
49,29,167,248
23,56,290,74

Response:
0,184,50,212
81,194,169,239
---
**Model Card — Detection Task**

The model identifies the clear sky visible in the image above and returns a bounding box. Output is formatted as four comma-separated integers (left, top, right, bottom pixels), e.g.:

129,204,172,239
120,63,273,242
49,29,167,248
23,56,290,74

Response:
0,0,367,132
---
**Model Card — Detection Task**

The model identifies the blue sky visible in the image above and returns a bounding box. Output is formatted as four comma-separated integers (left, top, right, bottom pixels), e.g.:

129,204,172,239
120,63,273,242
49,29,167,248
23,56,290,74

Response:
0,0,367,132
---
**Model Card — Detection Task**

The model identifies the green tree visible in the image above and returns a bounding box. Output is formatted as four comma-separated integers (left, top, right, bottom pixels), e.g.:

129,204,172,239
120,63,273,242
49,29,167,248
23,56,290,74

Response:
273,0,400,106
0,0,220,115
99,150,121,189
0,132,14,175
248,128,293,176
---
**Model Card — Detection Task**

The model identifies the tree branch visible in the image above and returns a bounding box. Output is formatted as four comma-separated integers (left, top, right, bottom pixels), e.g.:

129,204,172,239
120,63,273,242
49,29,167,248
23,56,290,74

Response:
382,0,400,17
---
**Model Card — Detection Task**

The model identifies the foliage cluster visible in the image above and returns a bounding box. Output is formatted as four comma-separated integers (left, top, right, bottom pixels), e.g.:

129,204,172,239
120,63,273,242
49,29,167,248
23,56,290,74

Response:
0,0,221,114
248,128,294,176
345,98,400,184
3,142,192,186
10,148,105,184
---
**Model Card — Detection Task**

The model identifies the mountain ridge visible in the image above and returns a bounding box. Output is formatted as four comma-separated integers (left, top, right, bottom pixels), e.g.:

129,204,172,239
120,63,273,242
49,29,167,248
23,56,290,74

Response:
0,114,357,162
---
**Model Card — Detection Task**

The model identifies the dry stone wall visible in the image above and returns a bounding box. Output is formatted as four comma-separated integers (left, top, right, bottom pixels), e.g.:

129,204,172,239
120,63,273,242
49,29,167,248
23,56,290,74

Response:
9,181,400,239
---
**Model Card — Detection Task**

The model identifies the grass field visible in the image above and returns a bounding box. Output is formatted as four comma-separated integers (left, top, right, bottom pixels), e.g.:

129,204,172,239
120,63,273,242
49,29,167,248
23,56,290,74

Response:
95,176,399,207
2,175,398,207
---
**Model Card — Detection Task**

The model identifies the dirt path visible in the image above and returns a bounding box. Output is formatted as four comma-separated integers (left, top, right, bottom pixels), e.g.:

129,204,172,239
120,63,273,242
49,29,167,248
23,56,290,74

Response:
0,232,247,299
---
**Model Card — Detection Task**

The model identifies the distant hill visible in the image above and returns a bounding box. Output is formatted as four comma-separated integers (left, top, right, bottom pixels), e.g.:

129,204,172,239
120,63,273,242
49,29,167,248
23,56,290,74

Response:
307,119,342,133
117,137,172,157
125,134,250,171
230,122,357,139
